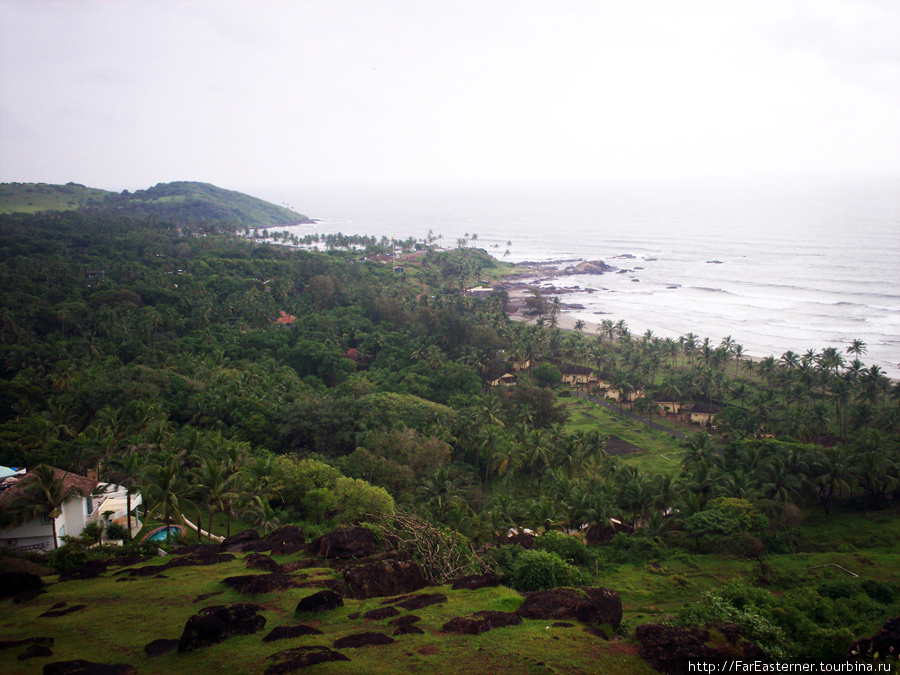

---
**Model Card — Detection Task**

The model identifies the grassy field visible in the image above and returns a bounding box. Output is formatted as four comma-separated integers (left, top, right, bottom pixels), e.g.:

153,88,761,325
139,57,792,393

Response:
564,396,684,474
5,519,899,675
5,497,900,673
1,550,658,675
0,181,307,227
0,182,109,213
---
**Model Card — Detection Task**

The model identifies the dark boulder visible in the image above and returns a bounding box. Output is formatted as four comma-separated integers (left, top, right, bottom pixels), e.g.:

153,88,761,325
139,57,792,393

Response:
221,529,267,552
295,589,344,614
246,553,281,573
265,525,306,555
635,623,764,675
43,660,135,675
171,544,221,556
262,624,324,642
561,260,614,275
264,646,349,675
850,616,900,661
125,553,235,577
58,561,108,582
449,574,501,591
389,614,421,626
344,559,428,599
333,632,396,649
363,606,400,620
516,587,622,629
281,559,326,573
0,571,43,600
295,578,349,595
266,524,305,543
167,552,237,568
143,639,179,657
396,593,447,611
193,591,224,603
18,643,53,660
307,527,378,559
443,610,522,635
393,624,424,636
0,636,53,650
178,603,266,652
106,556,151,567
220,529,260,547
222,573,304,595
40,604,86,618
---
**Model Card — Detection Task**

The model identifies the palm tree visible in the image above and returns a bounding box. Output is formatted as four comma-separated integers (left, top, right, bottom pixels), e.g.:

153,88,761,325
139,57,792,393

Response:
759,460,802,505
846,339,867,362
416,466,461,515
681,333,698,365
682,463,721,511
681,432,721,470
142,454,194,542
600,319,616,344
527,496,564,533
493,445,523,498
731,343,745,379
813,446,856,516
192,456,236,542
1,465,87,550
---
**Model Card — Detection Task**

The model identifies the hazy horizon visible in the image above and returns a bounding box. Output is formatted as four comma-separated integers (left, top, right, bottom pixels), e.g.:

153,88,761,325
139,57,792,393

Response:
2,0,899,192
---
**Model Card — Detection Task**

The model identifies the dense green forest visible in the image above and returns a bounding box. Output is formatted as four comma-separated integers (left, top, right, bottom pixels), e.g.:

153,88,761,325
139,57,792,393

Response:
1,202,899,667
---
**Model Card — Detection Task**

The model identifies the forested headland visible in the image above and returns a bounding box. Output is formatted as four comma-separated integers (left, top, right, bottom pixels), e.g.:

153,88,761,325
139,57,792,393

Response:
0,189,898,672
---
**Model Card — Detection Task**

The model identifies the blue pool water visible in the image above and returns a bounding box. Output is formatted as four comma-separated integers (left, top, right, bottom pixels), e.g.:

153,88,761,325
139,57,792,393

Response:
142,525,184,542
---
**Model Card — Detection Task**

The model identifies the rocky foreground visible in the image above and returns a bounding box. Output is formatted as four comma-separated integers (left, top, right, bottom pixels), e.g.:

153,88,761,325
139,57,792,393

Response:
1,526,896,674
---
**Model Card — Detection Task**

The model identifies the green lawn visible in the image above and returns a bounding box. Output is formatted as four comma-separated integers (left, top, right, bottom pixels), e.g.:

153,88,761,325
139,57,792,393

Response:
1,553,656,675
564,396,685,474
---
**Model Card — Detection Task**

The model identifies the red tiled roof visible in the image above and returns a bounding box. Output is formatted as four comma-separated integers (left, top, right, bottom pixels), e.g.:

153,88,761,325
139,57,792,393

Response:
0,467,97,509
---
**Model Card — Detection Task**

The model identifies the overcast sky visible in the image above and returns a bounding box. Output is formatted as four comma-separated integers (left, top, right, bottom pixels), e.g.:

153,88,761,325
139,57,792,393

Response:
1,0,898,192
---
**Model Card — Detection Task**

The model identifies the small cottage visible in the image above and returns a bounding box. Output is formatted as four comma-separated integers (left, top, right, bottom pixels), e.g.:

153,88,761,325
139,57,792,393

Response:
490,373,518,388
689,404,721,426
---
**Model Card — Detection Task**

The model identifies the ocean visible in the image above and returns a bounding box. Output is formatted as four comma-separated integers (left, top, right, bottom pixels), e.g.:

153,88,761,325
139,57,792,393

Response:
263,177,900,378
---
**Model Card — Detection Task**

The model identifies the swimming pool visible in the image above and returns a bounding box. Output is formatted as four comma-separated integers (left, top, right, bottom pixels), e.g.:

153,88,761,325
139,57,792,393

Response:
142,525,184,542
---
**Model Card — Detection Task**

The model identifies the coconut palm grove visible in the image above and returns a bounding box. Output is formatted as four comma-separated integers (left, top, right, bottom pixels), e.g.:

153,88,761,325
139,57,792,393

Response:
0,183,898,674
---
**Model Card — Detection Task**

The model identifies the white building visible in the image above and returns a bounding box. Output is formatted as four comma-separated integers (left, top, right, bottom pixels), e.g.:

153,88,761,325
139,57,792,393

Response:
0,466,142,551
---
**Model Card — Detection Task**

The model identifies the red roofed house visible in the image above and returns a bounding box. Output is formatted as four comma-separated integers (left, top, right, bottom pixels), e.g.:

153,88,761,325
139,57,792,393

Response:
0,466,141,551
274,311,297,325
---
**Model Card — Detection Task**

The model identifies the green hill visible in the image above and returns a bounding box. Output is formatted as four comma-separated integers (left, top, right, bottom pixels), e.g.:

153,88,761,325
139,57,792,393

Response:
0,181,313,228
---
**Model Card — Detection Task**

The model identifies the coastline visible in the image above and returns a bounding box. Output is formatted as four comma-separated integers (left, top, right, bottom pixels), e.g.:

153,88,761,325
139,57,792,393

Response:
497,263,898,382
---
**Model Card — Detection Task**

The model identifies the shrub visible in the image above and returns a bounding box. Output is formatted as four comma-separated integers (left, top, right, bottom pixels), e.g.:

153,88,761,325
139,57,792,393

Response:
332,476,395,524
679,584,788,661
105,522,130,541
531,363,561,388
533,531,597,568
45,540,93,570
79,522,103,545
508,549,589,592
861,579,896,604
486,543,525,582
603,533,661,564
45,539,117,571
